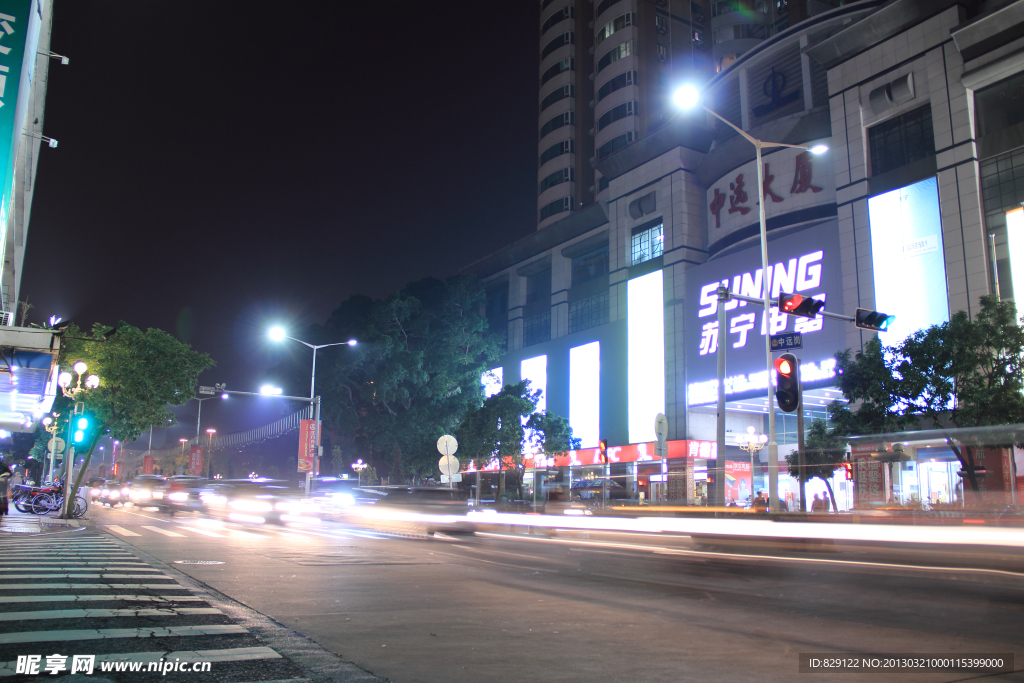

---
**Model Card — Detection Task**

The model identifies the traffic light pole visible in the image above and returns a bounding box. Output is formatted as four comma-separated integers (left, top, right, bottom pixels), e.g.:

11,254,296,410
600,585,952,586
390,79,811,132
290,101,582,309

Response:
715,286,728,507
796,362,806,512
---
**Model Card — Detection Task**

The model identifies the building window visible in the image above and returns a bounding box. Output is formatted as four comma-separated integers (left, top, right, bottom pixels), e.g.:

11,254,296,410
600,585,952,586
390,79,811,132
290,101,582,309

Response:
571,246,609,286
598,175,610,192
540,195,574,221
540,167,574,194
597,41,633,74
542,5,575,35
596,131,634,161
523,311,552,346
542,31,575,60
656,15,668,33
656,43,668,62
540,84,575,113
540,57,574,87
597,101,638,132
540,139,575,167
692,2,706,21
597,70,637,103
868,104,934,177
693,29,704,44
631,219,664,265
540,111,575,140
568,292,610,334
974,72,1024,139
596,12,635,44
486,287,508,351
596,0,624,17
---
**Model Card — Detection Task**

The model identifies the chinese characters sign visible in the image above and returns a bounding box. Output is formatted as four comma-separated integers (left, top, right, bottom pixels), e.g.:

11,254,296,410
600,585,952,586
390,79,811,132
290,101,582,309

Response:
189,446,203,476
706,144,833,243
297,419,318,473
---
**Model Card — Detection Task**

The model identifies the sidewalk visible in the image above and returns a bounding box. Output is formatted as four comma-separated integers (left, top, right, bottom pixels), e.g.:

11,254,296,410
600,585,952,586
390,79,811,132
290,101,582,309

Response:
0,506,89,534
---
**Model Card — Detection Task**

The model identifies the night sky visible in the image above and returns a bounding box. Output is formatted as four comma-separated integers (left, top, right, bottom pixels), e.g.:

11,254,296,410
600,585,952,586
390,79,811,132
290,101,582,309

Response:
20,2,539,444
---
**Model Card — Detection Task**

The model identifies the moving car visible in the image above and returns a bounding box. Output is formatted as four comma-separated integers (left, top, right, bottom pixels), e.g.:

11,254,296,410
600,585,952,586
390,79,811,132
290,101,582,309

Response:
126,474,166,506
202,478,309,525
159,475,210,516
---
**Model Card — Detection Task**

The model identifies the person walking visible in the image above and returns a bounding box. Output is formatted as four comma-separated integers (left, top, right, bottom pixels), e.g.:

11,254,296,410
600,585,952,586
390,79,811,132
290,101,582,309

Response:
0,459,12,517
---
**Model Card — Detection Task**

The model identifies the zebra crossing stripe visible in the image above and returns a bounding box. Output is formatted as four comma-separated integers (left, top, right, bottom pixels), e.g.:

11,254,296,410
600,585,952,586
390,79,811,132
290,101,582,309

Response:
0,594,205,603
0,623,248,644
0,646,282,675
0,584,194,590
0,574,175,580
141,525,185,537
176,526,226,537
0,562,147,568
0,607,223,621
0,567,162,573
105,525,141,536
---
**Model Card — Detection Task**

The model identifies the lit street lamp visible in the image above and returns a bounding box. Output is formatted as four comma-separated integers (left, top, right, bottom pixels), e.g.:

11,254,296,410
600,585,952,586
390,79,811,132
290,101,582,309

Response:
56,361,101,518
738,426,768,505
674,84,827,511
268,326,356,416
351,458,367,486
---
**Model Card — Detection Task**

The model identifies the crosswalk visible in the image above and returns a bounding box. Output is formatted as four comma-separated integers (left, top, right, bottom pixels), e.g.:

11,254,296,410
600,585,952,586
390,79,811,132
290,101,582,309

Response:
100,519,369,542
0,532,308,680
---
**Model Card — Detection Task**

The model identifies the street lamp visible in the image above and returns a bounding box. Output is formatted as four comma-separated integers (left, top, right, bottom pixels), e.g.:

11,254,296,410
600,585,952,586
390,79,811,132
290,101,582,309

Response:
268,326,356,416
351,458,367,486
673,84,828,511
206,428,216,479
738,426,768,505
191,393,227,440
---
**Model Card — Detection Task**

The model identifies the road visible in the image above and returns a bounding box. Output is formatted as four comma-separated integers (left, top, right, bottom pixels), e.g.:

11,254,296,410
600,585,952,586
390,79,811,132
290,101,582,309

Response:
4,503,1024,682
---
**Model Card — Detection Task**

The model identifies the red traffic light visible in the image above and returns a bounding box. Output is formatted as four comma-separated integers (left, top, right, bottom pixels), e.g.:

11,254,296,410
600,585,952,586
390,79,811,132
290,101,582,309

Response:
774,356,794,376
778,293,826,318
780,293,803,312
842,462,853,480
598,439,609,463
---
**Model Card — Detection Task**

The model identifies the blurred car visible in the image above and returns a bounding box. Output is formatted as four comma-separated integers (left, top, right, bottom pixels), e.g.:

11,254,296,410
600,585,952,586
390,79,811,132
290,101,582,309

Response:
99,480,129,506
353,486,474,536
126,474,166,506
202,478,311,525
159,475,211,516
570,477,631,501
87,477,108,503
309,476,385,511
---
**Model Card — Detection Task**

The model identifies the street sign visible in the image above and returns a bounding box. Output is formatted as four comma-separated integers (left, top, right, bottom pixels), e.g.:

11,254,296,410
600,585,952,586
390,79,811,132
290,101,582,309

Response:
441,474,463,483
654,413,668,458
198,386,215,395
438,454,459,476
770,332,803,351
47,437,65,454
436,434,458,456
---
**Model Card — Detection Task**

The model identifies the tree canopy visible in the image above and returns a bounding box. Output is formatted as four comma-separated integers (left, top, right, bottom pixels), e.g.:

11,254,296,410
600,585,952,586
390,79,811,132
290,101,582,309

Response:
830,295,1024,492
787,418,846,511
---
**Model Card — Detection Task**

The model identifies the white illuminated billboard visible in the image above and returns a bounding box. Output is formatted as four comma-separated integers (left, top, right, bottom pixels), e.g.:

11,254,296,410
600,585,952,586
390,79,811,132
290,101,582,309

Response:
627,270,665,443
520,356,547,412
569,342,600,448
867,177,949,345
1006,208,1024,313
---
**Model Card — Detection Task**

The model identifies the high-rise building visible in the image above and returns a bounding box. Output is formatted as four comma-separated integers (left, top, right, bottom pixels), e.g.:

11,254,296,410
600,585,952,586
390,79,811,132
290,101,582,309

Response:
537,0,841,231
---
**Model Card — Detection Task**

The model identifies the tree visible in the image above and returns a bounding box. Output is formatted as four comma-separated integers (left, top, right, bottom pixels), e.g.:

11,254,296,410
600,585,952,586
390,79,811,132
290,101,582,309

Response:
830,295,1024,494
59,323,214,516
787,419,845,512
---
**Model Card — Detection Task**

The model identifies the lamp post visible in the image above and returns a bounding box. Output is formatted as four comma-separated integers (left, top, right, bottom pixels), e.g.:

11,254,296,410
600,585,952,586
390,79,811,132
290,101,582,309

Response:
673,84,828,511
179,438,188,475
192,394,226,440
205,428,216,479
56,361,101,518
738,426,768,506
268,327,356,417
351,458,367,486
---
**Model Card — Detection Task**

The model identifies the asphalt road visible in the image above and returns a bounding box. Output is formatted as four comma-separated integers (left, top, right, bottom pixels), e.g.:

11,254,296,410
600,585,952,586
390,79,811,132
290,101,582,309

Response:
20,503,1024,683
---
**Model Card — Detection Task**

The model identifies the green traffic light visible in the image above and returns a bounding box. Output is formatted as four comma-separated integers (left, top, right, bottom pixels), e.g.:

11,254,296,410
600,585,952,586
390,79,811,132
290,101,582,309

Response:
77,417,88,429
73,429,84,442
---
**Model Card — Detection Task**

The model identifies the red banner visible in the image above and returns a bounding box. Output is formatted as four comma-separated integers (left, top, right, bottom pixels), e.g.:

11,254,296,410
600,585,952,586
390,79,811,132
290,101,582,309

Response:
521,439,711,470
189,446,204,476
724,460,752,505
298,420,318,473
853,453,888,507
143,455,154,475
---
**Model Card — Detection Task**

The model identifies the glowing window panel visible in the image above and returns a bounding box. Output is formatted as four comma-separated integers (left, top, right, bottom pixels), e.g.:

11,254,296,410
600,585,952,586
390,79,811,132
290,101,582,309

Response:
569,342,600,448
1006,208,1024,313
627,270,665,443
481,367,503,398
520,356,547,413
867,177,949,345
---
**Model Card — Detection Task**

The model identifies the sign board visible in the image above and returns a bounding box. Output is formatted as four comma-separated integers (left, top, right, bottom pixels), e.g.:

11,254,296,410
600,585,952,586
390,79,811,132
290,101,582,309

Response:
770,332,803,351
436,434,459,456
198,386,215,395
143,455,154,475
297,420,318,473
47,437,65,454
438,455,459,476
189,446,203,476
441,474,463,484
654,413,668,459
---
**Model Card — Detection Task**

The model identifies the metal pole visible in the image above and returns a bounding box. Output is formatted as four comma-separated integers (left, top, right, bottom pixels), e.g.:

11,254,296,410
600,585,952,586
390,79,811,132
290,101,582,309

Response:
61,445,74,518
796,361,806,513
715,285,727,506
310,347,317,419
990,233,1001,301
756,143,780,512
196,399,202,439
306,395,320,495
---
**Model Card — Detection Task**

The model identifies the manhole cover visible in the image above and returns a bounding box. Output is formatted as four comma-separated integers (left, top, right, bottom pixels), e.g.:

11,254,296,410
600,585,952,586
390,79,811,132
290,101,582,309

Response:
173,560,224,565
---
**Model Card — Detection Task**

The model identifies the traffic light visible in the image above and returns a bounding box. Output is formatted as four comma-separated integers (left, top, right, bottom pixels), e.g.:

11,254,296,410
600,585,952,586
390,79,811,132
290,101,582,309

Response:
598,439,608,463
841,461,853,480
777,293,825,319
773,353,800,413
73,416,89,443
855,308,895,331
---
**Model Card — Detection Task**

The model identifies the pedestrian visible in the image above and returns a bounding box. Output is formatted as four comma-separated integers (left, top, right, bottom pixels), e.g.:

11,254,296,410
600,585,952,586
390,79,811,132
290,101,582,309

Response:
752,490,768,512
811,493,822,512
0,459,11,517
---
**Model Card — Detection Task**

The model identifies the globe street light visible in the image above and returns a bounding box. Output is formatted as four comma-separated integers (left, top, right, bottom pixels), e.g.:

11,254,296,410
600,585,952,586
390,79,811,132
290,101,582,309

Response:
267,326,357,416
351,458,367,486
674,84,827,511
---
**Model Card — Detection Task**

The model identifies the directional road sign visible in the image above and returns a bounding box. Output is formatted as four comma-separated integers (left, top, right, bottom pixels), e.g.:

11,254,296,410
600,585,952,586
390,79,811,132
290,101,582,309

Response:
770,333,803,351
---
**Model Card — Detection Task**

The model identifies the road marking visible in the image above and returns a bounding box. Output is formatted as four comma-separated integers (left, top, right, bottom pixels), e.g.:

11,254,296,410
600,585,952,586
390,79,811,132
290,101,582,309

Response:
0,594,205,604
0,646,281,675
0,584,193,590
142,526,185,537
177,526,226,538
105,525,140,537
0,567,162,573
0,607,222,621
0,574,174,580
99,507,175,522
0,624,248,644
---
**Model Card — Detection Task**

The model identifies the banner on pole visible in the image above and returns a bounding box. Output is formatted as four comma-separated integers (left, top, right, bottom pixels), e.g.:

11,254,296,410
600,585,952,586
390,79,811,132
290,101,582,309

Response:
143,455,154,475
298,419,318,473
189,446,204,476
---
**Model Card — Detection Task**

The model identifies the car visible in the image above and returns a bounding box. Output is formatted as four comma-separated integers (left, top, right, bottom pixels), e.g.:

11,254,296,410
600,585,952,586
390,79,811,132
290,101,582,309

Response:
202,478,308,525
309,476,384,511
87,477,108,503
351,486,473,536
99,480,130,506
159,475,211,516
125,475,166,506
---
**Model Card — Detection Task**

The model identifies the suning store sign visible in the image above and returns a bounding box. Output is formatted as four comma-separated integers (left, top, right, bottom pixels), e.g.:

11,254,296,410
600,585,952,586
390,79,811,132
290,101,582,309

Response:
685,224,846,406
